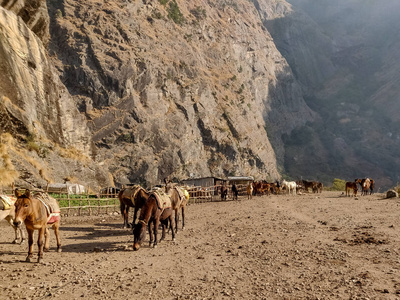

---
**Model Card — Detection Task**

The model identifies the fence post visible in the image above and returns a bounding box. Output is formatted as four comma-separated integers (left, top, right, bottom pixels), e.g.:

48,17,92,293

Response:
88,189,91,216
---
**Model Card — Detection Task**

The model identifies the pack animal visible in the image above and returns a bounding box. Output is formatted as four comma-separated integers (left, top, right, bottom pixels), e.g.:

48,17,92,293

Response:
356,178,372,196
118,186,149,228
281,180,297,195
345,181,358,197
246,183,253,200
220,185,228,201
133,191,175,251
0,195,25,244
165,183,189,233
13,189,61,263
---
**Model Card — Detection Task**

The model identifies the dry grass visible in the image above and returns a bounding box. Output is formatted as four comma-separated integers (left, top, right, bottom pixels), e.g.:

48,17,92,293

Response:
0,133,19,186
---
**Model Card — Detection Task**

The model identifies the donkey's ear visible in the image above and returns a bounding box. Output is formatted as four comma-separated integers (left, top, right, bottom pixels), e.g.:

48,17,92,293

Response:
24,189,31,198
14,188,22,197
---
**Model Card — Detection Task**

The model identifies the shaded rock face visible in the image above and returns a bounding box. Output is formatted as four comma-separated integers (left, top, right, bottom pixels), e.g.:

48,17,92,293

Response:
47,0,315,186
263,0,400,189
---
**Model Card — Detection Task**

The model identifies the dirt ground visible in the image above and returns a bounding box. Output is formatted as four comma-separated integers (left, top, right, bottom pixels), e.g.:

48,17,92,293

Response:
1,191,399,300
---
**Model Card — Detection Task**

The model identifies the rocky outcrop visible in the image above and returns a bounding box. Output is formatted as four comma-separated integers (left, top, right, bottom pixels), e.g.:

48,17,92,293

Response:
0,5,111,189
0,0,49,44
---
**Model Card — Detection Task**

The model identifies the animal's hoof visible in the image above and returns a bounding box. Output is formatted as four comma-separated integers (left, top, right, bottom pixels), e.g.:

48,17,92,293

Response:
12,240,17,244
57,248,62,253
44,248,49,252
26,256,33,262
153,244,157,248
172,238,176,241
37,258,43,264
20,239,25,245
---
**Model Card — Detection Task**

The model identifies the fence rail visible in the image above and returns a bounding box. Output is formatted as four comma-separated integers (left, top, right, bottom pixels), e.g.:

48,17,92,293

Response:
1,184,250,217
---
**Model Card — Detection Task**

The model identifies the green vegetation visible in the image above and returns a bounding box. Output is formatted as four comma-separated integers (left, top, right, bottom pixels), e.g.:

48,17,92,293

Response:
329,178,346,191
167,0,185,25
26,133,40,154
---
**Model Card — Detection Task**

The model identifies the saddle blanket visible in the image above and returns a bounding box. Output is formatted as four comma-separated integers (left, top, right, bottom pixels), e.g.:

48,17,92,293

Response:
34,192,61,223
0,195,15,210
152,190,172,210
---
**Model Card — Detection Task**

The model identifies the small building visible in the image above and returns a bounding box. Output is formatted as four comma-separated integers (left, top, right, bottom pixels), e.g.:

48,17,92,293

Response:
182,176,225,188
227,176,254,185
47,183,86,195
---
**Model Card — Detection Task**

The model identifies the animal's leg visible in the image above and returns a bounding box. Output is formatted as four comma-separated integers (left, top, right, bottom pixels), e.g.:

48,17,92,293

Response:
26,228,34,262
175,209,180,234
37,227,46,263
181,206,185,230
120,202,128,228
153,218,160,248
170,215,175,241
19,226,25,244
5,215,19,244
125,206,131,228
44,227,50,251
148,222,153,247
53,222,62,252
132,207,138,228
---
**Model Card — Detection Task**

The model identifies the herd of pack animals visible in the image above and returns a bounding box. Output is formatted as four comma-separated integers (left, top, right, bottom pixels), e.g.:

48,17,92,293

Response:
0,177,374,263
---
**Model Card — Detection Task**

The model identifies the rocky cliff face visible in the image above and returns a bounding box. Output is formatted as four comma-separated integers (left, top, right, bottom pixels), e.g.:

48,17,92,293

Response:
45,0,315,186
3,0,397,190
1,0,315,188
0,2,112,189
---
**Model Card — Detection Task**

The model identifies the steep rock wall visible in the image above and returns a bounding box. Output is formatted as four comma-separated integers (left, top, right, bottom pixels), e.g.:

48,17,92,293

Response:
49,0,315,186
0,4,111,189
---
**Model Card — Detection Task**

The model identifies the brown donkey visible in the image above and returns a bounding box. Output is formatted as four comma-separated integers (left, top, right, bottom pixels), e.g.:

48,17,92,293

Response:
133,192,175,251
118,185,149,228
13,189,61,263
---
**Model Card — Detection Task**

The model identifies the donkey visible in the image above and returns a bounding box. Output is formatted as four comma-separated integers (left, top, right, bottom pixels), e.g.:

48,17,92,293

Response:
13,189,61,263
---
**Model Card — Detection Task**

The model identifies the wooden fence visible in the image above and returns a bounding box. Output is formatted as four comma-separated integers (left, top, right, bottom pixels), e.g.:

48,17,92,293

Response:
1,184,249,217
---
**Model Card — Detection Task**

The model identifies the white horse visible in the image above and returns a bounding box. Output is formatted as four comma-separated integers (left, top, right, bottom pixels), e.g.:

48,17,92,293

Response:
281,180,297,195
1,195,25,244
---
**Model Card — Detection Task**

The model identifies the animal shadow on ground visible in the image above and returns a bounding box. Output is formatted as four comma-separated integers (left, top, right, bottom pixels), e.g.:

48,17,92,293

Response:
60,224,132,253
61,241,128,253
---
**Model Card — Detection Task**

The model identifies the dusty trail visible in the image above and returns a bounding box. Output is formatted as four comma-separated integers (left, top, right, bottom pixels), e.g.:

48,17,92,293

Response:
0,191,399,299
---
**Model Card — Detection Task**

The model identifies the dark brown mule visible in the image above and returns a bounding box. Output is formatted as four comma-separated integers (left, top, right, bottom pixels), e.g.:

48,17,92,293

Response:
118,185,149,228
133,192,175,251
220,185,228,200
345,181,358,197
0,195,25,244
13,189,61,263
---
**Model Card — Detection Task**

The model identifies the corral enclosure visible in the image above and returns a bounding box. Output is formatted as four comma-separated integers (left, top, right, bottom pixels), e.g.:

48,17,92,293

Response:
1,191,400,299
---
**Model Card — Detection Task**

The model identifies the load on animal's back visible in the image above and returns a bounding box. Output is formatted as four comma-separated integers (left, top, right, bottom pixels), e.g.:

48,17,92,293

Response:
118,185,149,228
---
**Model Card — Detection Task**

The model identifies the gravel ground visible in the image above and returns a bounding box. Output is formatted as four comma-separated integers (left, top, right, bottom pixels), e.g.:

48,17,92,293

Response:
0,191,399,300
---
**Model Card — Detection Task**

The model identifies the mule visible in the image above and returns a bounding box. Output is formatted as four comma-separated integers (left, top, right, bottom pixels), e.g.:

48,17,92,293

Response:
13,189,61,263
172,186,189,232
220,185,228,201
231,184,239,201
246,183,253,200
118,185,150,228
345,181,358,197
356,178,372,196
281,180,297,195
133,192,175,251
0,195,25,244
